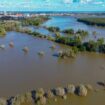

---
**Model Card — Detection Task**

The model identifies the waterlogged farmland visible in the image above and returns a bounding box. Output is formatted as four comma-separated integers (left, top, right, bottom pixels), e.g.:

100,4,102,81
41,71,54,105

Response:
0,16,105,105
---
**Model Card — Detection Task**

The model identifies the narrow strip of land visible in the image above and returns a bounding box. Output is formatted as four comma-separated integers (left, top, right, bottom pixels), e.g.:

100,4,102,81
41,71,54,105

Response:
77,17,105,27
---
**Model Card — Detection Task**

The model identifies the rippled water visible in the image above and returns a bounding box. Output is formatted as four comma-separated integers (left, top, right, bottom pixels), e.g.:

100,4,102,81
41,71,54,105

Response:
0,16,105,100
0,31,105,98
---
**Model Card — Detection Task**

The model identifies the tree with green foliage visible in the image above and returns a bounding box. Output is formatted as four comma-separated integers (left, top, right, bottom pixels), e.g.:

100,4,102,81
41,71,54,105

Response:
78,17,105,27
0,27,6,36
47,26,60,32
62,28,74,34
76,29,89,39
97,38,104,46
83,40,98,52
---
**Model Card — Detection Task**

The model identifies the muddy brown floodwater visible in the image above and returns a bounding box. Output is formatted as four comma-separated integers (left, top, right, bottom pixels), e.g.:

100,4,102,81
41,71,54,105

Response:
0,32,105,99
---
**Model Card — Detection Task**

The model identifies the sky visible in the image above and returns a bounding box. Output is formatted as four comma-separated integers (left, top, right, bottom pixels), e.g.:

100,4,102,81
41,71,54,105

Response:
0,0,105,12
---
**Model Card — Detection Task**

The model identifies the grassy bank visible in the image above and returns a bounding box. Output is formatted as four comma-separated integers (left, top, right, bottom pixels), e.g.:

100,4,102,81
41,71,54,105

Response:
77,17,105,27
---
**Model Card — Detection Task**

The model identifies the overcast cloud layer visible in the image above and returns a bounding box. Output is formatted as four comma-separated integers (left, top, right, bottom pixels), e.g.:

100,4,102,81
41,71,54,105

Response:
0,0,105,11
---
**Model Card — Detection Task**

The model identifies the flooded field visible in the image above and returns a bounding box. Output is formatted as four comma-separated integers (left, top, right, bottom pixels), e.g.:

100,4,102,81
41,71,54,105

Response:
0,16,105,105
0,31,105,97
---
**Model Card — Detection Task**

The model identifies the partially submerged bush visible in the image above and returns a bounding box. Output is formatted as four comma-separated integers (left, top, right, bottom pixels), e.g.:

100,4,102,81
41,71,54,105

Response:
66,84,75,94
47,26,60,32
47,36,55,41
38,51,45,56
37,96,47,105
0,27,6,36
46,90,54,98
0,44,5,49
35,88,45,99
22,46,29,53
11,95,25,105
57,48,77,59
55,87,65,97
77,84,87,96
10,92,32,105
9,41,14,47
62,28,74,34
62,95,67,100
50,44,56,49
85,84,93,91
0,98,7,105
76,29,89,37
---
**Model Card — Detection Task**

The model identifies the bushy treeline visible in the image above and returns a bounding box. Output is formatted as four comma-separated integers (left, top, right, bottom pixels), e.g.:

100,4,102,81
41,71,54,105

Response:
0,16,49,36
20,26,105,54
21,16,49,26
0,16,105,54
55,36,105,53
0,27,6,36
18,26,105,54
78,18,105,27
0,20,20,36
46,26,60,32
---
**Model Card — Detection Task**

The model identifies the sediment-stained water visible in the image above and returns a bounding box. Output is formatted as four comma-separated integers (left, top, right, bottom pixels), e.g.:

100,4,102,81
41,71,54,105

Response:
0,31,105,98
45,90,105,105
0,16,105,105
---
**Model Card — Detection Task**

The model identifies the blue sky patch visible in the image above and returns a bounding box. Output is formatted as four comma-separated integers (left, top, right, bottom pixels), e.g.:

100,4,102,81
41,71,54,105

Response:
0,0,105,11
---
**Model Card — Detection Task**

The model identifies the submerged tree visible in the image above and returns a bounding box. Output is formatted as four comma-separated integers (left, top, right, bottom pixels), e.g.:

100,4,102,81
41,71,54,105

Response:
0,27,6,36
62,28,74,34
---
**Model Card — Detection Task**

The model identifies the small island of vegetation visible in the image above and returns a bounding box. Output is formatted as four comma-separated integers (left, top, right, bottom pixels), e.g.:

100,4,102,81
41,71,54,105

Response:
21,16,49,27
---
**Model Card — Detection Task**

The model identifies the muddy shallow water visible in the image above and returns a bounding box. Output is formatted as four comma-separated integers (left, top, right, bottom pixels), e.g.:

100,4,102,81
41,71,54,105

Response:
46,90,105,105
0,31,105,98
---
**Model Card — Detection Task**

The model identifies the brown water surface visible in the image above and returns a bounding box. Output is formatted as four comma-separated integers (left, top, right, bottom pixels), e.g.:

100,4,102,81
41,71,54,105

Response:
0,32,105,98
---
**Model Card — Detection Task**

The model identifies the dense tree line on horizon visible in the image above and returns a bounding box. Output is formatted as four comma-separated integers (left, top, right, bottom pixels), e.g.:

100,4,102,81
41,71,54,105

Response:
78,18,105,27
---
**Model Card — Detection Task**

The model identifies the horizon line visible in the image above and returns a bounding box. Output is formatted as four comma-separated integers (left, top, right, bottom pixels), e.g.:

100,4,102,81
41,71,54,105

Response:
0,11,105,13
